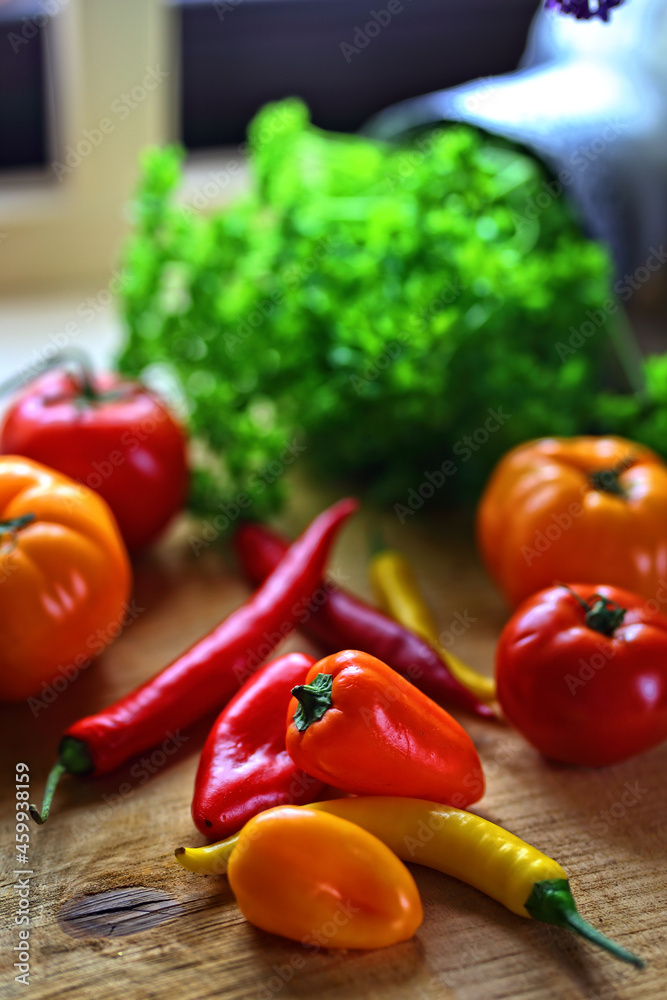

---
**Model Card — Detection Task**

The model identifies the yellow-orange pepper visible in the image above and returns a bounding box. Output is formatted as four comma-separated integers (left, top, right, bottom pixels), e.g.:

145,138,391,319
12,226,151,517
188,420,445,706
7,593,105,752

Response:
369,548,496,704
221,805,423,949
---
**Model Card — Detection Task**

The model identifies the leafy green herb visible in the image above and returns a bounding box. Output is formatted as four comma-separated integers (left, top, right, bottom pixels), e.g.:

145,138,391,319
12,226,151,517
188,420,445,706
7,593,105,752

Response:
118,99,655,521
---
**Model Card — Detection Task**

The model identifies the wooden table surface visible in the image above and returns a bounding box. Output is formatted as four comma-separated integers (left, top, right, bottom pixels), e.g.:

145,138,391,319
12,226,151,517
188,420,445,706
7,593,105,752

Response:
1,481,666,1000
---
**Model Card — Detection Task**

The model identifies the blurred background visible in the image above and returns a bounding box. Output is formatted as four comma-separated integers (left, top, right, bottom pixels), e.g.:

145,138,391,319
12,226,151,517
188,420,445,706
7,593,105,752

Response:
0,0,539,433
1,0,666,512
0,0,542,292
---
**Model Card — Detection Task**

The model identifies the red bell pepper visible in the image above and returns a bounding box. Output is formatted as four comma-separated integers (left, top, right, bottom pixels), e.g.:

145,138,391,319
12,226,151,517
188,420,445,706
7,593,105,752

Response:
31,498,357,824
234,521,493,718
192,651,324,840
286,650,485,807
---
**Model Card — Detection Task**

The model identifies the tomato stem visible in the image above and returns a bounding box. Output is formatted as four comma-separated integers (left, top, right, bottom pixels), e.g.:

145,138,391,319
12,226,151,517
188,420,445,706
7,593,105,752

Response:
590,468,625,496
525,879,645,968
589,456,635,498
291,673,333,732
559,585,626,637
0,348,98,402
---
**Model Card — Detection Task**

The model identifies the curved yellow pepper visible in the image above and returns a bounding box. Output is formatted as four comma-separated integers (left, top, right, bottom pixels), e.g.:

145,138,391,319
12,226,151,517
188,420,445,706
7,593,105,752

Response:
177,797,562,914
369,549,497,704
175,797,644,968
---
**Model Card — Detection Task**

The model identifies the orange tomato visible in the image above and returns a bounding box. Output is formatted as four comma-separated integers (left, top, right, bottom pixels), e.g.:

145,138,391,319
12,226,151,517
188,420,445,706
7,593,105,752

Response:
477,436,667,607
0,456,132,700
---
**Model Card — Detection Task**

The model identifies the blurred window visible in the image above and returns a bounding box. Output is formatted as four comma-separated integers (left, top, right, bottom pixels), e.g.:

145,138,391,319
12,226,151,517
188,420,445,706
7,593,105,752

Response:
177,0,538,148
0,1,49,171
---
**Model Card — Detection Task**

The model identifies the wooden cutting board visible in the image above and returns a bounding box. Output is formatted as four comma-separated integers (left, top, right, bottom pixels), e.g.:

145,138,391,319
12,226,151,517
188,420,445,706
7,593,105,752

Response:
1,482,665,1000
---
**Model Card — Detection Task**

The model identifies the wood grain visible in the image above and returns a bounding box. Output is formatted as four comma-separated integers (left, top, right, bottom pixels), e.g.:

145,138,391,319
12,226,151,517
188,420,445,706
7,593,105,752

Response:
1,484,666,1000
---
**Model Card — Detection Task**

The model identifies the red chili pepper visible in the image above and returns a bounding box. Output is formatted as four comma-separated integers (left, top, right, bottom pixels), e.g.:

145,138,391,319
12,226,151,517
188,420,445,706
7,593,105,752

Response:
234,522,493,718
192,651,325,840
30,498,357,824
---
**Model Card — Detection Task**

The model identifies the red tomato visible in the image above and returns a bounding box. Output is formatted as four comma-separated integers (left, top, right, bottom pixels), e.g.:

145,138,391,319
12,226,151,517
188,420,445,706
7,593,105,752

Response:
0,369,188,551
496,584,667,766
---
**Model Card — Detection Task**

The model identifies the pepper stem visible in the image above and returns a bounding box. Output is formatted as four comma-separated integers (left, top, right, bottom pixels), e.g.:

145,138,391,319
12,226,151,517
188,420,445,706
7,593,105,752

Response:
29,737,94,825
0,512,36,554
563,910,646,969
525,879,645,968
291,673,334,732
29,762,67,825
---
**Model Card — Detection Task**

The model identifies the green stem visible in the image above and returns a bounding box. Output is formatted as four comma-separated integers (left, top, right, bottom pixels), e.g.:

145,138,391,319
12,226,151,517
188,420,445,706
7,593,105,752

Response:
564,911,645,969
29,763,67,825
0,347,98,402
0,513,35,535
590,467,625,497
29,737,94,825
525,879,645,969
559,585,626,637
291,673,334,732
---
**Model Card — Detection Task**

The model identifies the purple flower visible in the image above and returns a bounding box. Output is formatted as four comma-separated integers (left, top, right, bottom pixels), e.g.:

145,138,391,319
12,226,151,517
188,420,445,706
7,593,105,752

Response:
545,0,625,20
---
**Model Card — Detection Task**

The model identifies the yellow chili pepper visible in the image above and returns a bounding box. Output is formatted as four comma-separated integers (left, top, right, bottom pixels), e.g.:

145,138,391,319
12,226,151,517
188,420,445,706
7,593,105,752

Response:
213,805,423,949
369,548,496,704
175,797,644,968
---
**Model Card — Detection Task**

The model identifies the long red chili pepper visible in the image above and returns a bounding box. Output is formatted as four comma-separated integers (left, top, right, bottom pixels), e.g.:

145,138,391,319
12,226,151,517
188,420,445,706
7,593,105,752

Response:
192,651,325,840
233,522,493,718
30,498,357,824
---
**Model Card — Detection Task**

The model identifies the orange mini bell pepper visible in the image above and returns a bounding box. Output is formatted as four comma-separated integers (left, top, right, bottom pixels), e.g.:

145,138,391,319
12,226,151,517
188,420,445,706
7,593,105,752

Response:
286,650,485,807
227,805,423,949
